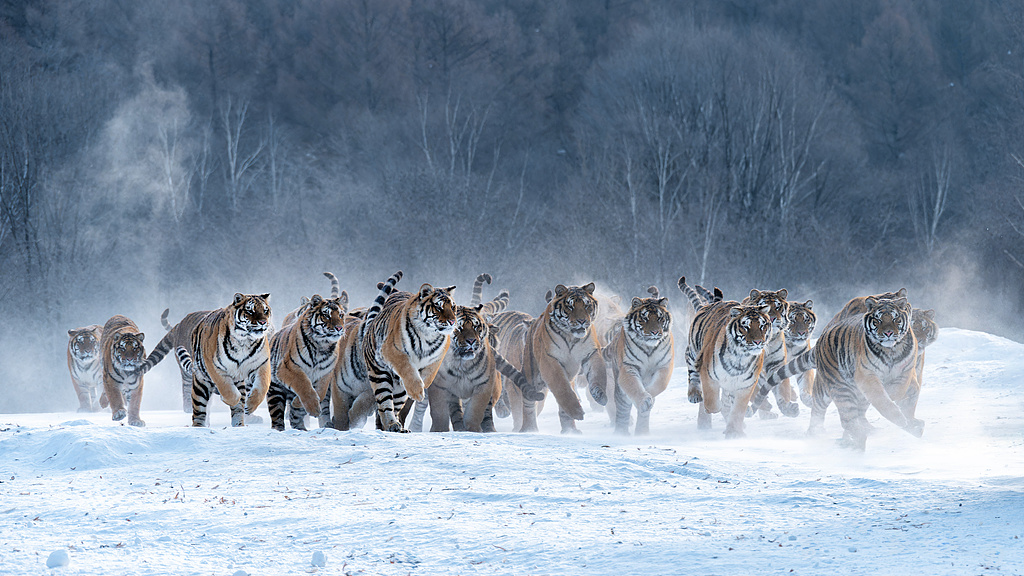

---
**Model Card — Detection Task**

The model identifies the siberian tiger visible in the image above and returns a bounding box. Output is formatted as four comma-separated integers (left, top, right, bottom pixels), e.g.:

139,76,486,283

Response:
602,291,674,435
781,299,817,405
678,277,771,438
911,308,938,387
67,325,104,412
754,293,921,449
361,281,458,432
143,308,211,412
494,283,607,434
266,293,349,431
99,315,147,426
330,271,404,431
185,293,273,427
741,289,798,419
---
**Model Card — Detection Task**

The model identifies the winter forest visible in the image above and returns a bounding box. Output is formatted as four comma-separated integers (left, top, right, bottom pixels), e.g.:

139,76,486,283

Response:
2,0,1024,412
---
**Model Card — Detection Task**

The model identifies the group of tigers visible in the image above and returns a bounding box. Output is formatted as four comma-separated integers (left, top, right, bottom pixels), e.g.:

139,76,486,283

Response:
65,270,938,450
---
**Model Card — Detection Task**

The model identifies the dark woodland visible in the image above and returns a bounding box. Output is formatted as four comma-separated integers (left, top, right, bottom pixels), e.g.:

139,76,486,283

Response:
2,0,1023,412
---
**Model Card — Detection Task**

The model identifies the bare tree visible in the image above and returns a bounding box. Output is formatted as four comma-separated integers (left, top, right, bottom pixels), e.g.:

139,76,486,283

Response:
220,97,266,212
908,145,953,254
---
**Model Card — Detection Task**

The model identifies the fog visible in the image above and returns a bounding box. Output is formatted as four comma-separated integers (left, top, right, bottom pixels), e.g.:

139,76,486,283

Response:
2,0,1023,413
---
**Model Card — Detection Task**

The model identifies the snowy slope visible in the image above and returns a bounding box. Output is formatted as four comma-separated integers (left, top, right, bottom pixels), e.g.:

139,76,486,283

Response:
1,328,1022,575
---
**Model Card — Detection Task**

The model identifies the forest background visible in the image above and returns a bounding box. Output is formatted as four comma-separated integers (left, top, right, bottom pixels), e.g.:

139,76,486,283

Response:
2,0,1023,411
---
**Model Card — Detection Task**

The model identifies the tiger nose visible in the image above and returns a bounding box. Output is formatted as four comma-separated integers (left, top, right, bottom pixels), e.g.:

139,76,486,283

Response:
465,338,477,346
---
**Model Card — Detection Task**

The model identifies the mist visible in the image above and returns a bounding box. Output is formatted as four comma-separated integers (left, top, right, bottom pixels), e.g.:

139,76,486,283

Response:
2,0,1023,413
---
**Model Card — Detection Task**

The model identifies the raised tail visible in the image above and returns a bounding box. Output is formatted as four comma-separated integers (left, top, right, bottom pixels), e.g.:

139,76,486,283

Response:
749,349,816,411
647,286,660,299
494,351,544,402
470,273,492,306
323,272,340,299
676,276,707,313
160,308,173,331
479,290,510,318
174,346,194,377
694,285,723,304
140,329,177,374
364,270,403,324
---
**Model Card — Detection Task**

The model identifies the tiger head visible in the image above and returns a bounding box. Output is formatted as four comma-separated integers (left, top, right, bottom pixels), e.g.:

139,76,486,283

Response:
911,308,938,348
415,284,458,334
68,326,101,361
305,293,349,342
231,293,272,340
743,289,789,333
625,296,672,343
111,331,146,373
863,296,912,348
450,305,490,359
784,300,816,344
550,283,598,338
728,304,772,354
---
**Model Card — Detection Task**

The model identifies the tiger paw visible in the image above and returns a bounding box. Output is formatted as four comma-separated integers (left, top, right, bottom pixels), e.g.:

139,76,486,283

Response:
588,382,607,406
757,408,779,420
687,387,703,404
779,401,800,418
111,409,127,421
637,394,655,413
128,418,146,427
905,418,925,438
245,413,264,425
723,427,746,439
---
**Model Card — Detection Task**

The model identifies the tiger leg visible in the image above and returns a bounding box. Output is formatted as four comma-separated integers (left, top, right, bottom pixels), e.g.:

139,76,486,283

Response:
449,397,469,432
538,362,585,427
178,364,192,413
72,377,96,412
102,373,127,422
558,407,582,434
612,379,633,435
370,369,407,432
770,376,800,418
854,371,921,437
125,376,146,427
634,366,670,436
348,391,375,430
807,382,831,437
191,375,211,427
685,347,703,404
833,387,872,450
244,359,271,416
409,398,428,432
267,381,290,431
277,360,321,419
428,385,451,432
330,389,353,431
697,400,713,430
480,400,496,433
463,389,492,433
288,396,308,430
230,388,248,427
724,385,755,439
506,379,527,432
316,377,333,429
797,369,816,407
583,350,609,407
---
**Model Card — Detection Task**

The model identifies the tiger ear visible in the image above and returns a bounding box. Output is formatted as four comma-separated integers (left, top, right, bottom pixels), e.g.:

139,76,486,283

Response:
758,305,771,316
338,291,349,309
545,290,553,303
713,287,724,301
234,293,245,305
260,293,271,302
311,294,324,306
778,289,788,300
729,307,742,317
473,304,484,312
804,299,813,309
582,283,596,294
657,297,668,307
896,288,908,299
137,332,145,343
748,289,759,299
68,329,75,336
631,297,643,309
554,285,568,297
442,285,456,294
419,284,434,299
922,309,936,320
865,297,878,310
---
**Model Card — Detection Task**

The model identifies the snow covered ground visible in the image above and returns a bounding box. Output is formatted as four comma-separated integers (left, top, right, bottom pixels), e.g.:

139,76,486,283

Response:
1,327,1022,575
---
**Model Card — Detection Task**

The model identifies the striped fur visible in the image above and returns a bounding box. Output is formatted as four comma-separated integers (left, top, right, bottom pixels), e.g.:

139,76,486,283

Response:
496,283,607,434
187,293,273,427
679,276,770,438
490,309,534,426
677,276,716,313
142,309,210,412
695,285,723,305
100,315,147,426
912,308,938,387
330,271,404,430
67,325,104,412
267,294,348,431
742,289,798,418
469,273,492,306
602,294,674,435
782,300,817,405
361,281,458,432
759,294,921,449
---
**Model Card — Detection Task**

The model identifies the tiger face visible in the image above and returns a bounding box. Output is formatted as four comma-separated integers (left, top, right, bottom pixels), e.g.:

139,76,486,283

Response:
450,305,489,359
551,283,598,338
744,289,789,333
864,297,912,348
232,293,272,340
626,296,671,343
112,332,146,373
728,304,772,353
784,300,816,344
68,327,101,360
912,308,938,348
306,294,348,341
415,284,458,334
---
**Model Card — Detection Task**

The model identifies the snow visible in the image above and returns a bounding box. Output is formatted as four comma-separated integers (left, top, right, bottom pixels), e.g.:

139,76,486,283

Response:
1,327,1022,575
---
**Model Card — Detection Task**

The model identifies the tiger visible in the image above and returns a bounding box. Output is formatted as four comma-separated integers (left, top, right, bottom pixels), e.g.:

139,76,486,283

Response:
493,283,607,434
753,292,921,449
601,291,674,435
911,308,938,387
143,308,211,412
266,293,349,431
67,325,104,412
781,299,817,405
184,293,273,427
330,271,405,431
740,289,798,419
361,280,459,432
678,276,771,438
99,315,147,426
